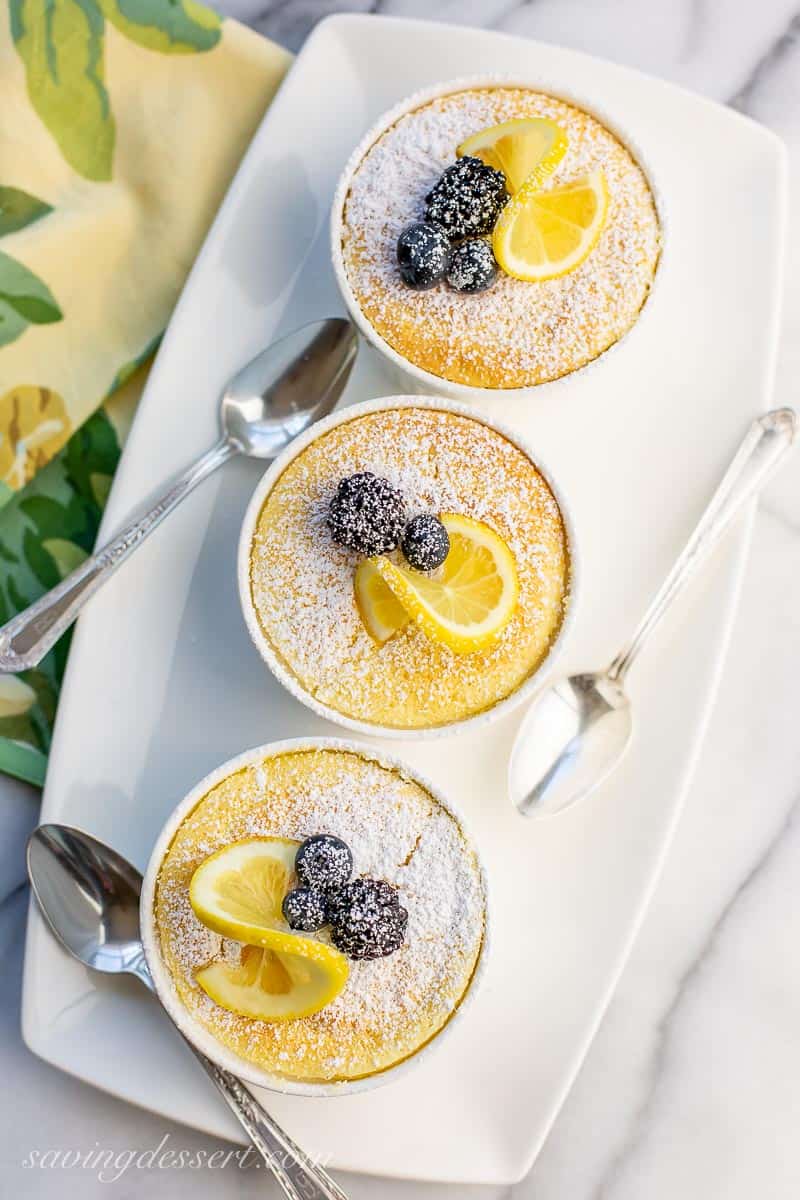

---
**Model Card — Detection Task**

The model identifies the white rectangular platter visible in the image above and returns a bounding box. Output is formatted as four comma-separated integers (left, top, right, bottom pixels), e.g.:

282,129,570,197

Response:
22,14,785,1187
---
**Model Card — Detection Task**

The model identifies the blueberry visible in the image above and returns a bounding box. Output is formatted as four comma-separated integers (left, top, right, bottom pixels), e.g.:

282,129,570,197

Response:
295,834,354,893
327,878,408,960
282,887,328,932
402,514,450,572
327,473,406,556
425,157,508,240
446,239,498,294
396,222,450,290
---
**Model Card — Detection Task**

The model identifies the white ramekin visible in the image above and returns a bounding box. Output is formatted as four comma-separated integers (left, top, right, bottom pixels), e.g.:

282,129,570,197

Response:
140,736,489,1097
237,394,579,740
330,74,664,402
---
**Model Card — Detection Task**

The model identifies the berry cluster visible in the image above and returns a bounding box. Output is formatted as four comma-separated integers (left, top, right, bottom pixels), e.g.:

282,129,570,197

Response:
327,473,450,571
396,157,506,294
282,834,408,961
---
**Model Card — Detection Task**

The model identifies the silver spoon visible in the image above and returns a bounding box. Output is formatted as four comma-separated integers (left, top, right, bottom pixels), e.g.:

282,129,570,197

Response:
27,823,349,1200
0,319,357,673
510,407,797,820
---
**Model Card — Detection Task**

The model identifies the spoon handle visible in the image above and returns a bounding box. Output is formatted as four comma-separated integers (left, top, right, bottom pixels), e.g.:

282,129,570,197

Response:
0,438,235,674
127,951,349,1199
188,1045,349,1200
607,407,797,683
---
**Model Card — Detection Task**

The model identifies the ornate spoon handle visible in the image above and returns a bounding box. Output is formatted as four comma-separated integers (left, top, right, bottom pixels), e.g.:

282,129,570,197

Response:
607,407,797,683
129,952,348,1200
0,439,235,674
186,1041,348,1200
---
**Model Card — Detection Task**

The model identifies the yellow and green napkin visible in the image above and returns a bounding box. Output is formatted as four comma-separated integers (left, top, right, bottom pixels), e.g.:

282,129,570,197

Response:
0,0,290,784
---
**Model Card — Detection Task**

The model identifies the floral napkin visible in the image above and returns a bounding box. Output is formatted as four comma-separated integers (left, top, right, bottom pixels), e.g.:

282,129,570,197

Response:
0,0,291,785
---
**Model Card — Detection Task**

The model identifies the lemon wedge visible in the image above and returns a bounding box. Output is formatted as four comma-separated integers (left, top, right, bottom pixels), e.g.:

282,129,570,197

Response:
196,941,349,1021
354,559,410,644
493,169,608,282
371,513,519,655
457,117,568,194
189,837,348,1020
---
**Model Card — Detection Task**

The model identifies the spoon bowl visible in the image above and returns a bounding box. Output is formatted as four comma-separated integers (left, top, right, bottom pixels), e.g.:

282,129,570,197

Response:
27,824,150,985
509,673,633,818
221,319,357,457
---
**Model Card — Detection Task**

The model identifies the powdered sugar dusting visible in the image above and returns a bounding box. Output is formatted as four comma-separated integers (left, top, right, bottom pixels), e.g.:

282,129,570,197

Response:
154,748,486,1083
249,407,570,730
340,86,661,388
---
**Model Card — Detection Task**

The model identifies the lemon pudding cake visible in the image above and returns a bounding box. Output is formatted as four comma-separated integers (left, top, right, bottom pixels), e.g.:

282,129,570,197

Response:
336,83,661,389
244,403,571,731
151,745,486,1085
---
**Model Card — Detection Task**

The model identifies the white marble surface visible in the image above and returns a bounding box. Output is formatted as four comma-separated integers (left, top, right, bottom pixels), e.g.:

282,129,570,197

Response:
3,3,800,1196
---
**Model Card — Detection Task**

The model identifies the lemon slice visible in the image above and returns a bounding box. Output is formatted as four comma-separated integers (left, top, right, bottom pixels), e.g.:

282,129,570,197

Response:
457,117,568,194
190,837,349,1020
190,837,299,944
493,169,609,282
196,940,348,1021
354,559,410,644
372,513,519,655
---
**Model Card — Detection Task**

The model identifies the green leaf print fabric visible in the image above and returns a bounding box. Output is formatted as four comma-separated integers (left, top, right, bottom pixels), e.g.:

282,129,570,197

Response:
0,0,291,784
10,0,116,182
0,188,53,238
97,0,221,54
0,408,120,783
0,251,63,347
0,187,59,350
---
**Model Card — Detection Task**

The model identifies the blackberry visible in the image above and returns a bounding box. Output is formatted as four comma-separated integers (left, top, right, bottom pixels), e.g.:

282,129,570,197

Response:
327,473,405,556
402,514,450,572
295,834,354,893
327,878,408,960
425,157,508,240
446,238,498,294
281,887,328,932
396,222,450,290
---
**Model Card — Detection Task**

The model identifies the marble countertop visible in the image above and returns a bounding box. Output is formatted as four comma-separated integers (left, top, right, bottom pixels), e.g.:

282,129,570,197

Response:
3,3,799,1197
